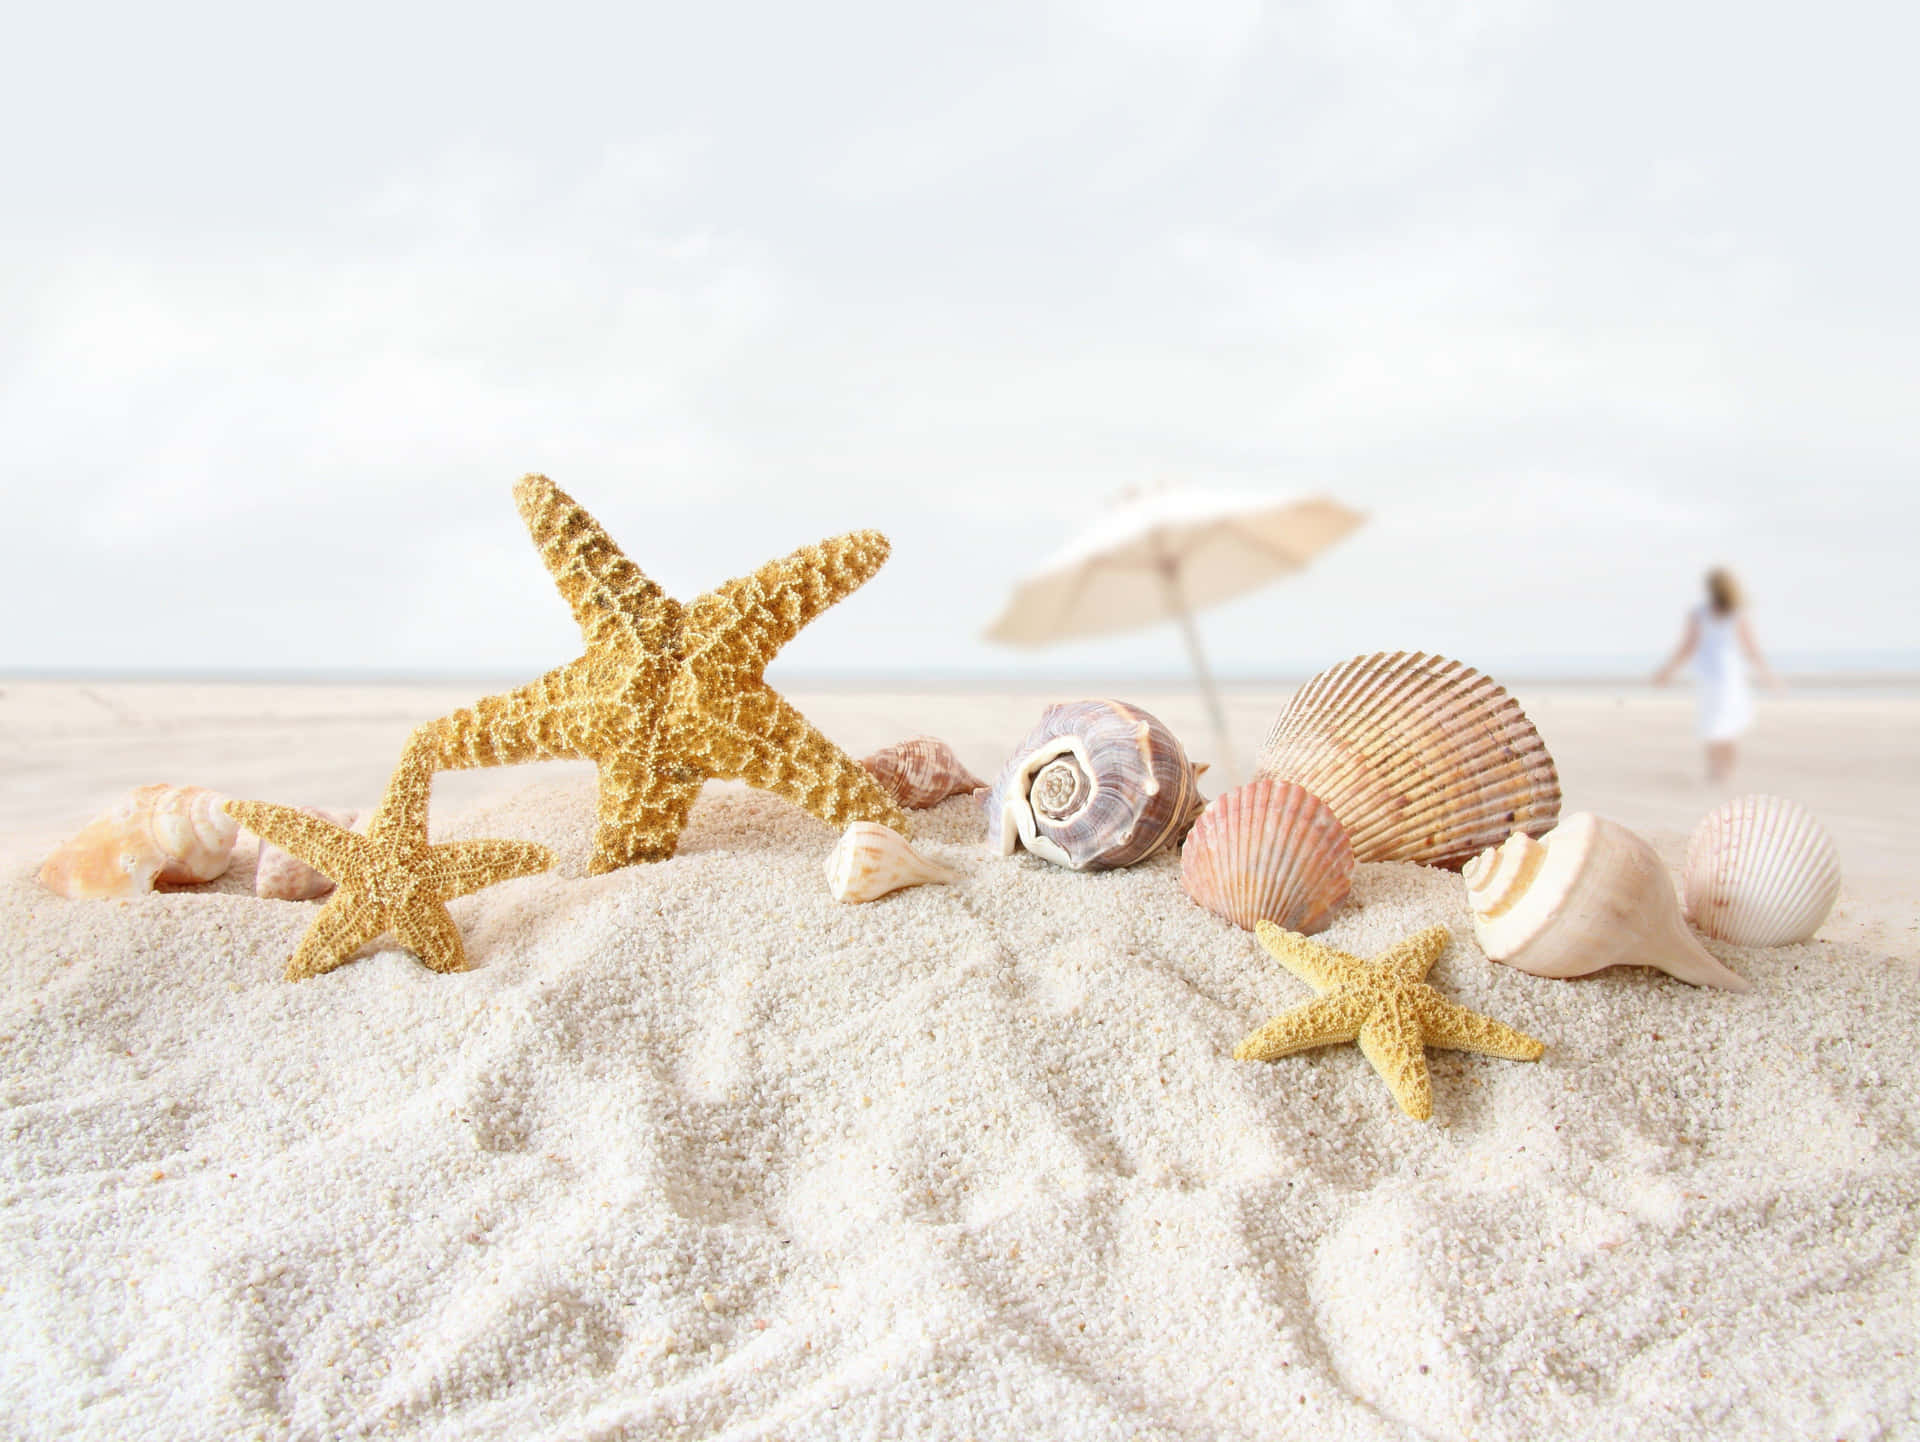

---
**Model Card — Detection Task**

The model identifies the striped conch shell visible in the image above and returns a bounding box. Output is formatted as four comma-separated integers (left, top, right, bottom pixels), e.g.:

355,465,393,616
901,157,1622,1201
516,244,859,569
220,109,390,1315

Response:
1463,812,1753,991
1257,651,1561,871
825,821,958,903
862,737,988,809
984,700,1206,870
253,806,363,901
1681,795,1840,947
37,784,238,899
1181,778,1354,934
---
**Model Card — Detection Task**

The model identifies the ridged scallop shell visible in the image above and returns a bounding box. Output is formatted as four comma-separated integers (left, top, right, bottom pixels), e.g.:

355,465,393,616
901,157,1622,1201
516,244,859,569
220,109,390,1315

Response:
825,822,957,903
862,737,988,809
1463,813,1752,991
37,784,238,899
1257,651,1560,871
1681,795,1840,947
983,700,1206,870
253,806,362,901
1180,779,1354,934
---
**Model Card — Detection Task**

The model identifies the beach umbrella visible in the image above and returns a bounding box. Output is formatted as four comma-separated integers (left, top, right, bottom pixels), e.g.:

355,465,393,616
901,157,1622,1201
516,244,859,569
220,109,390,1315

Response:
983,485,1365,782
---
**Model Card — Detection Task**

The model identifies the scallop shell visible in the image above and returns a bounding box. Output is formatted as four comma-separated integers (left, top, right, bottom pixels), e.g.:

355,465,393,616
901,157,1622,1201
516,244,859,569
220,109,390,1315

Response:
983,700,1206,871
862,737,988,809
37,784,238,899
1180,779,1354,934
825,821,957,903
1681,795,1840,947
1463,812,1752,991
1257,651,1560,871
253,806,362,901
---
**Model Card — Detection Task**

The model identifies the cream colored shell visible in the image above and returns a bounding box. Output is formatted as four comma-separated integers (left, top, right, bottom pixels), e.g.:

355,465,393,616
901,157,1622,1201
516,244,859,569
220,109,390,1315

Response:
1682,795,1840,946
38,784,238,899
1257,651,1560,871
825,821,957,903
1180,779,1354,934
1463,812,1752,991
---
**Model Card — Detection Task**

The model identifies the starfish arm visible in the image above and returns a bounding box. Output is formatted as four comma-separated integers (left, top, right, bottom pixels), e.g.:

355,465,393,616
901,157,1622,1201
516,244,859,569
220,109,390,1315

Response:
514,473,681,649
424,839,556,898
587,751,705,873
689,682,906,835
224,801,367,880
1253,922,1372,993
1419,993,1546,1062
364,734,438,847
388,901,469,974
682,530,890,674
1376,925,1451,985
1233,989,1375,1062
285,889,385,981
413,658,606,773
1358,1004,1435,1120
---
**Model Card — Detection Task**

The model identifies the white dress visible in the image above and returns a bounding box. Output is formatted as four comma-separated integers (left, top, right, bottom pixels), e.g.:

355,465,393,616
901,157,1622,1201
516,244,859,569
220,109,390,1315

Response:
1693,606,1754,741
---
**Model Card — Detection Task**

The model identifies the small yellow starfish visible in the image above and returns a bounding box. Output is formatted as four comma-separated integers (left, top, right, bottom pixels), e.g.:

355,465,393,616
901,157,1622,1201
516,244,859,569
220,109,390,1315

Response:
1234,921,1544,1121
225,737,554,981
416,474,907,872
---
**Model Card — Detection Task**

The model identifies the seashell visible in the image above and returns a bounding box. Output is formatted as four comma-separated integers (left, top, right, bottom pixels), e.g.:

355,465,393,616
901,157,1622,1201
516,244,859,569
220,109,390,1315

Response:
825,821,958,903
253,807,362,901
37,784,238,899
1681,795,1840,947
862,736,988,809
1257,651,1561,871
1463,812,1752,991
984,699,1206,870
1180,778,1354,934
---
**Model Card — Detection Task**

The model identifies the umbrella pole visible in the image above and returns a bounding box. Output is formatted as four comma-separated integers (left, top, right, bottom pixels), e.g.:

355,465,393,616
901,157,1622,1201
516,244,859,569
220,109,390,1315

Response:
1158,562,1239,786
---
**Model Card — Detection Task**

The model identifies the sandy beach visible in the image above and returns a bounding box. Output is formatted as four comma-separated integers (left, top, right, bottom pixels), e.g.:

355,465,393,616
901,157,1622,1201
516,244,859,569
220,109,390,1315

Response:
2,679,1915,1440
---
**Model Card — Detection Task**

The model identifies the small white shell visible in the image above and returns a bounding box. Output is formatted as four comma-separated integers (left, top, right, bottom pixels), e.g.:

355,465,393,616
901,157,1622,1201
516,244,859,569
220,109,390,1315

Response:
1180,779,1354,934
253,807,362,901
1682,795,1840,947
825,822,957,903
862,737,988,809
37,784,238,899
1464,813,1753,991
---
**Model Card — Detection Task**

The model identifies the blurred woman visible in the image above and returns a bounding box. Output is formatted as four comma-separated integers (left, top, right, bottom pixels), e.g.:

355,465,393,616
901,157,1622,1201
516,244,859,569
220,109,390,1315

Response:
1654,567,1779,782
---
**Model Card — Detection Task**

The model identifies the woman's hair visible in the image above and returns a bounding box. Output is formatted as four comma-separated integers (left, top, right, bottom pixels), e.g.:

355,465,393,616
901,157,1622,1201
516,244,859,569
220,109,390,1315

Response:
1705,567,1742,615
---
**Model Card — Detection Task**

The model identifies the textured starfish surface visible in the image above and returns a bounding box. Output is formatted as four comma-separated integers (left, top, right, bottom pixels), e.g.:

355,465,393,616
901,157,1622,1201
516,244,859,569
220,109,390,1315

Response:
416,474,906,873
1234,921,1544,1121
225,737,554,981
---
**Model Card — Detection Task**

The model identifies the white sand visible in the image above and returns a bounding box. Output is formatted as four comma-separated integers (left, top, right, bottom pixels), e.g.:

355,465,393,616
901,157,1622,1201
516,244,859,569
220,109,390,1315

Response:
2,683,1916,1440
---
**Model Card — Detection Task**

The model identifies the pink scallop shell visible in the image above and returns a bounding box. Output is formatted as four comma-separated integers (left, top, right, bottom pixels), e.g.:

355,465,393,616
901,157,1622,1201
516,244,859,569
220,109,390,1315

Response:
1180,778,1355,934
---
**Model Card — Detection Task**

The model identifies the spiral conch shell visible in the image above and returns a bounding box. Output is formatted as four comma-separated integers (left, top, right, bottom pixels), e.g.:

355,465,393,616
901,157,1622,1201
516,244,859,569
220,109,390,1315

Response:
1463,812,1753,991
1181,779,1354,934
1681,795,1840,947
1257,651,1560,871
984,700,1206,870
37,784,238,899
825,821,957,903
861,737,987,809
253,807,363,901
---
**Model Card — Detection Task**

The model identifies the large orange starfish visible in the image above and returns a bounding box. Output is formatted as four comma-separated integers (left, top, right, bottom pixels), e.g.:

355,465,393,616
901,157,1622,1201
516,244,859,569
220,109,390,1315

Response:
417,474,906,872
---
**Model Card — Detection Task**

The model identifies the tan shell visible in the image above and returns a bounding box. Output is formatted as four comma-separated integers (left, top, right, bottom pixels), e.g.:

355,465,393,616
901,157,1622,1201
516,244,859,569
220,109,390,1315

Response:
37,784,238,899
983,699,1206,871
1682,795,1840,947
825,821,957,903
1257,651,1560,871
1463,812,1752,991
1180,779,1354,934
253,806,362,900
862,737,988,809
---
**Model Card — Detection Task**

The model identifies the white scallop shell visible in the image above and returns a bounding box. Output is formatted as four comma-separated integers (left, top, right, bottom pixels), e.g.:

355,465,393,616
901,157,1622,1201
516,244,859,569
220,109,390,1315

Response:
1180,779,1354,934
1257,652,1560,871
1463,813,1753,991
37,784,238,899
1681,795,1840,947
825,822,957,903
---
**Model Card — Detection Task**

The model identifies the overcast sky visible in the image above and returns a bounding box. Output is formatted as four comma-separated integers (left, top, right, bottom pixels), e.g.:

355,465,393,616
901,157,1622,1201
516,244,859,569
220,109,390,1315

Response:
4,0,1916,679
